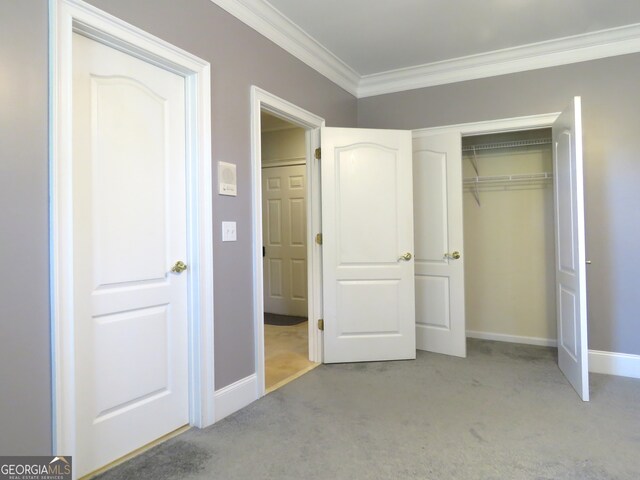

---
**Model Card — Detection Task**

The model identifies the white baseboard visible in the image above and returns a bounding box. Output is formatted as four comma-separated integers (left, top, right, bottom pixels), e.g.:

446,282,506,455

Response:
213,374,258,422
466,330,640,379
466,330,557,347
588,350,640,379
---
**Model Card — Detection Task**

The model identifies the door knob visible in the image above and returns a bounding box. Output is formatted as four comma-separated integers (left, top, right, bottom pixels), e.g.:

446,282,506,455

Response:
171,261,188,273
398,252,412,261
445,251,461,260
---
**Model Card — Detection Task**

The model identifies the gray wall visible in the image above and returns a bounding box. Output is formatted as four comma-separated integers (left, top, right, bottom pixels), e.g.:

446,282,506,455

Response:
0,0,51,455
358,54,640,356
0,0,356,455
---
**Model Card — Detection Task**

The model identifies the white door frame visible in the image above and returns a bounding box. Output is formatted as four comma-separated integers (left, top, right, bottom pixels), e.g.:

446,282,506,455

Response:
250,86,325,397
413,113,560,139
49,0,215,463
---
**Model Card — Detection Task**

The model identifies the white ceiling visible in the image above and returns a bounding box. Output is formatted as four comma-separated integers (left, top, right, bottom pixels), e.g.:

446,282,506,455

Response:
266,0,640,75
212,0,640,97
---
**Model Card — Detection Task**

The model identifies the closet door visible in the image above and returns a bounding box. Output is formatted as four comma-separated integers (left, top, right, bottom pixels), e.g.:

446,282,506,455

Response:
553,97,589,401
413,132,466,357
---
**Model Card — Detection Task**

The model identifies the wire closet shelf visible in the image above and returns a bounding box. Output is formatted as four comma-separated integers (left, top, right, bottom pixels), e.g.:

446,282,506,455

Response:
462,137,553,206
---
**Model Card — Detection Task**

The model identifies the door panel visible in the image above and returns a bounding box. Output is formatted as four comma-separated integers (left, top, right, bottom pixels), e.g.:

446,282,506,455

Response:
92,77,168,285
73,33,189,476
553,97,589,401
322,127,415,363
413,133,466,357
262,164,308,317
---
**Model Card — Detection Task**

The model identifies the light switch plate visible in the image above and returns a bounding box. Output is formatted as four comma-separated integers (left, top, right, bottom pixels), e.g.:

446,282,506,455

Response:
222,221,237,242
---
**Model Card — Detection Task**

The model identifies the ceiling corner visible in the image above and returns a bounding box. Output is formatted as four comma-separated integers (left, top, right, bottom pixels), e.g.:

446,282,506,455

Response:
209,0,360,97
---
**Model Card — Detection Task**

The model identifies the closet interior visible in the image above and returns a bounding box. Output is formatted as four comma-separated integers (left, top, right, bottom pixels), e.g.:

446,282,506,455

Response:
462,129,557,345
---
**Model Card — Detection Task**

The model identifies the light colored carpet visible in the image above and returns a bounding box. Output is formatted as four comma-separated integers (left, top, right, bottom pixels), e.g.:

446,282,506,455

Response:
264,321,317,390
96,339,640,479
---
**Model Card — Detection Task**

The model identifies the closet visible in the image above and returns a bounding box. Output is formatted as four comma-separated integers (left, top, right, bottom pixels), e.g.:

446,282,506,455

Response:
462,129,557,345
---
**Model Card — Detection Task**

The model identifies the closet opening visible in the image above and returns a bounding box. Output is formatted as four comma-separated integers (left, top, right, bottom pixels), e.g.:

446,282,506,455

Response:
461,128,558,349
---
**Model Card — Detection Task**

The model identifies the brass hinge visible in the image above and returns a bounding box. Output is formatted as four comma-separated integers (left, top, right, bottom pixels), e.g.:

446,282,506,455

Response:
315,147,321,160
315,233,323,245
317,319,324,331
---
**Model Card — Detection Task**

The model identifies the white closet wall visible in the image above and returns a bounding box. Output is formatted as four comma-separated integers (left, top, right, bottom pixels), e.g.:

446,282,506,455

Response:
463,131,556,343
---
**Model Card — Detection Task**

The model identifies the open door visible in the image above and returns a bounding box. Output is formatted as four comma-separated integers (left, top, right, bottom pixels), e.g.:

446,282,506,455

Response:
321,127,416,363
413,133,466,357
553,97,589,401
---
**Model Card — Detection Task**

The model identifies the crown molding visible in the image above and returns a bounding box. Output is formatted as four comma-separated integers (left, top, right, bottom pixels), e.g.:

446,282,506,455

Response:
357,23,640,98
210,0,359,96
209,1,640,99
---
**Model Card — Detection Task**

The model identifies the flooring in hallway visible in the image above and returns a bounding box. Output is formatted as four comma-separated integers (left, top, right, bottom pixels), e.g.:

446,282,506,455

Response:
264,320,317,390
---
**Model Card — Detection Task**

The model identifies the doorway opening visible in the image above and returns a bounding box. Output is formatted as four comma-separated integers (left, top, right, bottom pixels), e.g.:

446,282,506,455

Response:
260,112,318,391
250,87,325,398
461,128,558,348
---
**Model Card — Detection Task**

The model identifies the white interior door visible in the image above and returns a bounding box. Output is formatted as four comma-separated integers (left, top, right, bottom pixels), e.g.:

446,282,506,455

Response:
413,133,466,357
262,164,308,317
553,97,589,401
321,127,416,363
73,33,189,475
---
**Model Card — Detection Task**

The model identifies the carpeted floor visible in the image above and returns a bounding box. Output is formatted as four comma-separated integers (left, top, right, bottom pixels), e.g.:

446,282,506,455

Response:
95,339,640,480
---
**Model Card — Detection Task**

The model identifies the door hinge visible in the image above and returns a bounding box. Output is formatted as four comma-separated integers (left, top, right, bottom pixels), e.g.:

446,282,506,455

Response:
317,319,324,331
315,147,321,160
315,233,323,245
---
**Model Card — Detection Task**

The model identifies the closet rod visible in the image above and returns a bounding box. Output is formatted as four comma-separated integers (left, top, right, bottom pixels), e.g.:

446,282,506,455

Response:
462,137,551,153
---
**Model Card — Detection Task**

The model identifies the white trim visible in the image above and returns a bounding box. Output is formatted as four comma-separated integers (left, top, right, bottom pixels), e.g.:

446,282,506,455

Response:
209,0,359,96
203,2,640,98
589,350,640,379
213,374,259,421
358,23,640,97
413,113,560,138
250,86,325,398
466,330,558,348
49,0,214,470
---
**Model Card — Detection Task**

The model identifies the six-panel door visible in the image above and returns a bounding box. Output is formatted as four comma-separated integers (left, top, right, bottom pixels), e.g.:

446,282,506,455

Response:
262,164,308,317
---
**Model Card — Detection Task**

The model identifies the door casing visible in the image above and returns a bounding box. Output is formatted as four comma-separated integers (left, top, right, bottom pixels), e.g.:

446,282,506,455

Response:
50,0,214,466
250,87,325,397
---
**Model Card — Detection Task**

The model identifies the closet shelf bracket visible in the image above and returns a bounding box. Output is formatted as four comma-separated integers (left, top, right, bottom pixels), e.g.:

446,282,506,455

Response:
465,146,481,206
469,146,480,176
471,181,481,206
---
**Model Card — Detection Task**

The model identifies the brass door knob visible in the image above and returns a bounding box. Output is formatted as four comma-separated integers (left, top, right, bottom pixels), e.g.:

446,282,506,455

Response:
399,252,412,261
171,261,188,274
445,251,461,260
